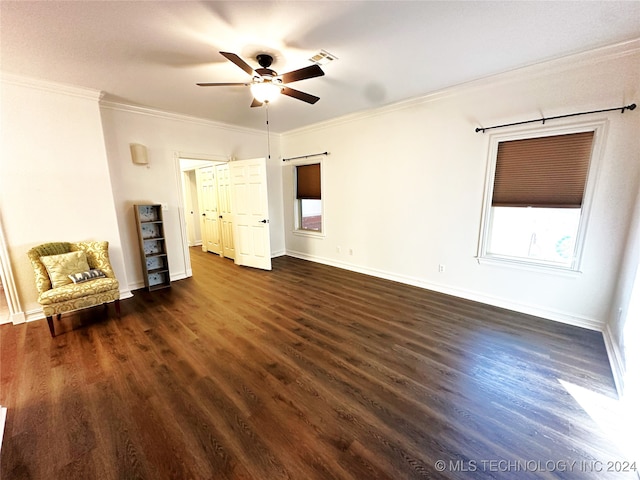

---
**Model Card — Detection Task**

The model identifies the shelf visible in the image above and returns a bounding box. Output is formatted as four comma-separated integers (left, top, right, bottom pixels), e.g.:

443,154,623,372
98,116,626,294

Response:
148,267,169,275
134,204,171,291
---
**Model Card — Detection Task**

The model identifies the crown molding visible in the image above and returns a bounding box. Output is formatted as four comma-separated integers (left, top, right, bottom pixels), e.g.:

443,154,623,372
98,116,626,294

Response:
284,38,640,137
99,99,277,137
0,72,103,101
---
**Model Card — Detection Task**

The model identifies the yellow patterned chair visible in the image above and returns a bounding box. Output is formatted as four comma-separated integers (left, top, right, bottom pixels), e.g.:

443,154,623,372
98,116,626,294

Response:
27,241,121,336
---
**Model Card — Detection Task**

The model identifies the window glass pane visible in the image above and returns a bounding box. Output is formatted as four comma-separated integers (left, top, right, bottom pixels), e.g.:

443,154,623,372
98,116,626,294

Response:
300,199,322,231
487,207,581,266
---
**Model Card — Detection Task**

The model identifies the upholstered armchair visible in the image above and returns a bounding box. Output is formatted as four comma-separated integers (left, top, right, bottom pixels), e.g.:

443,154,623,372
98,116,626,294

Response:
27,241,121,336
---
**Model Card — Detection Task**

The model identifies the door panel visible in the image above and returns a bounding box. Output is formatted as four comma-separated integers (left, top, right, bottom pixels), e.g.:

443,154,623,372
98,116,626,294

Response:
195,166,221,255
216,163,235,259
230,158,271,270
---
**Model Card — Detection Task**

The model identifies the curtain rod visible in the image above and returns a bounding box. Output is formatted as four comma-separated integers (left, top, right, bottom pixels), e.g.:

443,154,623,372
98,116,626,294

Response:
282,151,329,162
475,103,636,133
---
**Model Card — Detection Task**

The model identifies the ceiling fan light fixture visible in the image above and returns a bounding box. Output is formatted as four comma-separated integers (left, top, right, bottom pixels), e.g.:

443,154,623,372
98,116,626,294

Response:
250,81,281,103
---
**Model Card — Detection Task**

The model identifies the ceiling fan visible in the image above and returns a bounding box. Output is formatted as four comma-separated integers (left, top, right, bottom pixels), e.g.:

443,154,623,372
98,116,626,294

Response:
197,51,324,107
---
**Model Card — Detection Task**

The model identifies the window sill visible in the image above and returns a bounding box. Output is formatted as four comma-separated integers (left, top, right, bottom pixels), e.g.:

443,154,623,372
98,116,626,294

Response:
476,255,582,277
293,229,325,239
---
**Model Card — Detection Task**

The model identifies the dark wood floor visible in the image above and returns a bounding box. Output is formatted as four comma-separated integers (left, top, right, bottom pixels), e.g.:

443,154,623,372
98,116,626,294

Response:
1,248,634,479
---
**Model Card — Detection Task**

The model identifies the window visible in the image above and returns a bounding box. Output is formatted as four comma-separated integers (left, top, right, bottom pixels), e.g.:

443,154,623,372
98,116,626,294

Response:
479,122,605,271
295,163,322,233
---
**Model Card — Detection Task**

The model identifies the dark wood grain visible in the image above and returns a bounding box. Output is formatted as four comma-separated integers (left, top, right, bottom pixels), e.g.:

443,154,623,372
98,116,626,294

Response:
1,249,633,479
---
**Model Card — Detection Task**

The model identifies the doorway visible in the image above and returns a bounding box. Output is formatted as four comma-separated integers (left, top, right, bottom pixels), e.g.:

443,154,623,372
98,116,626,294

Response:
179,158,232,257
176,154,272,275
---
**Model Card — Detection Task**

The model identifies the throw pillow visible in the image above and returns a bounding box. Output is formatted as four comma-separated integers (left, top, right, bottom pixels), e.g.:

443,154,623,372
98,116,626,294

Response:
68,269,106,284
40,251,90,289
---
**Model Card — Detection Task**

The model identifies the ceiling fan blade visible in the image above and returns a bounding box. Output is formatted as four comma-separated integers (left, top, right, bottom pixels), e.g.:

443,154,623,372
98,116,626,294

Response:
281,64,324,84
250,98,263,108
281,86,320,104
196,82,250,87
220,51,256,76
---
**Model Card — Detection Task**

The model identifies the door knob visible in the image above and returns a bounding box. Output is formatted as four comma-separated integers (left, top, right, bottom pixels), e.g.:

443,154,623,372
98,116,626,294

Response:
259,219,269,224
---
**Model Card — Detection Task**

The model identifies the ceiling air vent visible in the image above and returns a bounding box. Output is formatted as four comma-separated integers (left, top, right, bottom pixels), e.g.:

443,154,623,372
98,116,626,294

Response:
309,50,338,66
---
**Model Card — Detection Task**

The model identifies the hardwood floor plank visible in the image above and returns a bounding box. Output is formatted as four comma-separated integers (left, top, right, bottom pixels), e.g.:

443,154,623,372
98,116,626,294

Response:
1,249,634,479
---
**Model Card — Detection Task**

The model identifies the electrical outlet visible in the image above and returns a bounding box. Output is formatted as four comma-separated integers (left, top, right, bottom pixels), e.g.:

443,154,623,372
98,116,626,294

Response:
349,248,354,256
438,264,445,273
337,246,342,253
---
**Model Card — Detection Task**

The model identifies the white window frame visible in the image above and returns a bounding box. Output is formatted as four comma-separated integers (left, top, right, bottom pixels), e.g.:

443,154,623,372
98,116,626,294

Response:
477,119,608,273
292,158,325,238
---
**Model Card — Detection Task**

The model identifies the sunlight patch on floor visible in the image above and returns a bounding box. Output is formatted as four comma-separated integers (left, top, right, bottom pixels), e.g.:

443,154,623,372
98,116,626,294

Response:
559,379,639,463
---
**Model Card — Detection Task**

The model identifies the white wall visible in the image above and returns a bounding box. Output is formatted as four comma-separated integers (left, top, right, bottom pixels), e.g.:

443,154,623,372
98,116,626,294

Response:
0,76,130,319
99,103,284,290
606,184,640,394
281,41,640,331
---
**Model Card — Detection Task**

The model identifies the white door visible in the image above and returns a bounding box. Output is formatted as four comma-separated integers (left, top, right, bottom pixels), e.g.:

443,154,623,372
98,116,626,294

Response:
216,164,235,259
229,158,272,270
195,166,222,255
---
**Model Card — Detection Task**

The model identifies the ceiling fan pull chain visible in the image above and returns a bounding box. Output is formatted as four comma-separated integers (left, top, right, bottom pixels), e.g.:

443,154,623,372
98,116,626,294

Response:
266,104,271,160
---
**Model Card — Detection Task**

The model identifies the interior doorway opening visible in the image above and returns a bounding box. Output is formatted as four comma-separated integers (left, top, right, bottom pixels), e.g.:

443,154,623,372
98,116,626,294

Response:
176,154,273,275
177,155,229,279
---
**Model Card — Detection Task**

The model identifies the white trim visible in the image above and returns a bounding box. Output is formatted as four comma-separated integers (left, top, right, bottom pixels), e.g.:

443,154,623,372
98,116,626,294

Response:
0,214,25,325
476,256,582,277
293,229,325,239
1,73,103,101
174,153,193,282
291,158,325,236
603,323,626,397
0,405,7,453
286,249,604,331
283,38,640,137
174,151,233,276
476,118,609,273
8,312,25,325
100,100,272,137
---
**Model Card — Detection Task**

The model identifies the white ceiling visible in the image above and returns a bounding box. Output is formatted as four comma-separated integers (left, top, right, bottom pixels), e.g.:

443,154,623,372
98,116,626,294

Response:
1,1,639,133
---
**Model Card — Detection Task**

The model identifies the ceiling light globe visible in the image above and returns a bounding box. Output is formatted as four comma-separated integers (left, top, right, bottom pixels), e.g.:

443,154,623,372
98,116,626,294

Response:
251,82,281,103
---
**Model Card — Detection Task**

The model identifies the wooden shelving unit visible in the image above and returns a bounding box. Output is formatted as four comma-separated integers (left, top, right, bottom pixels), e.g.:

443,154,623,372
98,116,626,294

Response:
134,204,171,291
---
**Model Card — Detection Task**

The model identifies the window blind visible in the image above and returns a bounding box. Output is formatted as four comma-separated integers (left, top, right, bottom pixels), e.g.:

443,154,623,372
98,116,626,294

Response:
492,131,594,208
296,164,321,200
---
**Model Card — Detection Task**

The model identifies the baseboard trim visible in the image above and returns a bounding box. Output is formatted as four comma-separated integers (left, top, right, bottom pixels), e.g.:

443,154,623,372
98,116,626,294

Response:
603,323,625,397
0,405,7,453
1,311,25,325
285,250,603,332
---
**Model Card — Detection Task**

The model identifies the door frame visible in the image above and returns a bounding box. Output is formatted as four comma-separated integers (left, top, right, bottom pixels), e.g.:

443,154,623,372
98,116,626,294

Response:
174,151,229,278
0,212,25,324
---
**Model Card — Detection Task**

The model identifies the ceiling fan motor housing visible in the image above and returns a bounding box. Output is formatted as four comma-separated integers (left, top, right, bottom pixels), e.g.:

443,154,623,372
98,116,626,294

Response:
256,54,274,68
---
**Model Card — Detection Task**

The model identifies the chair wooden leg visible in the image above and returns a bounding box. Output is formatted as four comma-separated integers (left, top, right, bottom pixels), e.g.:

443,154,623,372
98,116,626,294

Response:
115,299,121,318
46,316,55,337
57,313,61,321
